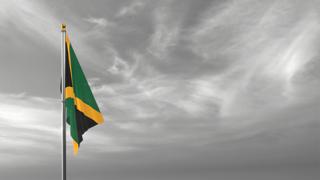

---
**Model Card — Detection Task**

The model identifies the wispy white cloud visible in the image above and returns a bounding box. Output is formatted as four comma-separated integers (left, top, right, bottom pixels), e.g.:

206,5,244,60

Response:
0,0,60,47
108,56,131,76
0,93,126,165
0,93,60,165
186,0,320,116
0,0,111,74
116,1,145,17
147,6,180,58
84,17,114,28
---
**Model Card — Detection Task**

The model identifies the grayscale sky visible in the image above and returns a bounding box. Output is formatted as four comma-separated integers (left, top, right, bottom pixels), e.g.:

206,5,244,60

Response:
0,0,319,180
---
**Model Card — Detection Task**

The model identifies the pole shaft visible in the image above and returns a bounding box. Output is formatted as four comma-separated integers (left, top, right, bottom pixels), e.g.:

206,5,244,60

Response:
61,24,67,180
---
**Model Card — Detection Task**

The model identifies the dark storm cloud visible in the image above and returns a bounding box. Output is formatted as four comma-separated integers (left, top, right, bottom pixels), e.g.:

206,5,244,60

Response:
0,0,319,180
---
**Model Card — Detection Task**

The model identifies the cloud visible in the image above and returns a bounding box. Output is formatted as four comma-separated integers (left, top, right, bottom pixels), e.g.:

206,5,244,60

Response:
183,0,320,116
147,6,180,58
0,0,112,74
0,0,60,47
116,1,145,17
0,93,60,166
108,55,131,76
0,93,120,166
84,17,114,28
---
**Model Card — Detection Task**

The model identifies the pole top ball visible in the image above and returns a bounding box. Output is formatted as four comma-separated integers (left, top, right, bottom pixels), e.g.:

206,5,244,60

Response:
61,24,66,32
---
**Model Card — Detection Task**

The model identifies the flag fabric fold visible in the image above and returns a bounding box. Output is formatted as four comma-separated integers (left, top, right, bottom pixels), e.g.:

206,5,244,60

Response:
64,33,104,154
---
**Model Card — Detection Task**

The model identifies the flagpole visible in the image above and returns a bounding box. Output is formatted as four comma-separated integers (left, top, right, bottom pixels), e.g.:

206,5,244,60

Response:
61,24,67,180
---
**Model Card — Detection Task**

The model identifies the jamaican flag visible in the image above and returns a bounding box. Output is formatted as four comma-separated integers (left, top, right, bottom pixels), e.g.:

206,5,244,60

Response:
64,33,104,154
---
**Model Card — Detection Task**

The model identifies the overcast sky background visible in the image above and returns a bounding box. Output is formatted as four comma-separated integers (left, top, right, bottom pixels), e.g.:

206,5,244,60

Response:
0,0,319,180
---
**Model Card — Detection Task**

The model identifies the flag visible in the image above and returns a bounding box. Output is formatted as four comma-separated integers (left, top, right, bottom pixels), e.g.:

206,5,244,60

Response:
64,33,104,154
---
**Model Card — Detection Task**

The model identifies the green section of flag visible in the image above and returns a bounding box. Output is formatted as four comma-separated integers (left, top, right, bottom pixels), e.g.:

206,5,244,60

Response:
65,98,79,143
69,44,101,112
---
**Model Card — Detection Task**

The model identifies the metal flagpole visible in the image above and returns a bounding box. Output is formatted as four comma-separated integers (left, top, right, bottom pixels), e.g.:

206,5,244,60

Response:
61,24,67,180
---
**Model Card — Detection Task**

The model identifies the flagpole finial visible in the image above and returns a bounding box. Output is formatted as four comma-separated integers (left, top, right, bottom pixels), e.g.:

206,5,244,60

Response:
61,24,66,32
